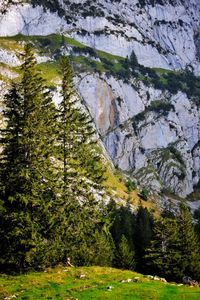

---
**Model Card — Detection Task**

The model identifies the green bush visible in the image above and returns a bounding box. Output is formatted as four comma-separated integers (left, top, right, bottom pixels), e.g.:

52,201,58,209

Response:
125,179,137,192
139,188,149,201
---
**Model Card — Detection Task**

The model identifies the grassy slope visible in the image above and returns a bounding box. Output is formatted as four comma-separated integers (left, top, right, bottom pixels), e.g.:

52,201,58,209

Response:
0,266,200,300
0,34,126,87
1,34,199,92
104,167,157,211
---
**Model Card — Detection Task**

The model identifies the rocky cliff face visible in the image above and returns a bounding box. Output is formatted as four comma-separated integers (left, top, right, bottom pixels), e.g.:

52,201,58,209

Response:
0,0,200,197
78,73,199,197
1,0,200,73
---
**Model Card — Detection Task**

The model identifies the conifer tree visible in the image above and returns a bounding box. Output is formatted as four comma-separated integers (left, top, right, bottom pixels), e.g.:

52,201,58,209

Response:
144,216,182,280
110,201,135,248
55,56,114,266
194,208,200,239
108,200,136,268
0,44,59,270
177,203,200,280
117,235,135,270
145,204,200,281
134,205,153,271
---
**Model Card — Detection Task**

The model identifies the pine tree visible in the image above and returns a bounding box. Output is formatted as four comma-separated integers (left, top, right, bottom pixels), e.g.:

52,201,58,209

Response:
144,216,182,280
134,205,153,271
194,208,200,239
145,204,200,281
110,201,135,247
177,203,200,280
0,44,59,270
55,56,114,266
109,200,136,268
117,235,135,270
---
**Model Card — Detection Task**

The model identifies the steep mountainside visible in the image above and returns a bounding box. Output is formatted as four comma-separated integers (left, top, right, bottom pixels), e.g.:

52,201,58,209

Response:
0,0,200,198
1,0,200,73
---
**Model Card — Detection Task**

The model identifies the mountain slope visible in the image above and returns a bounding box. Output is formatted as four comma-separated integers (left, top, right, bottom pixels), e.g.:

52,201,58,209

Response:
0,0,200,72
0,0,200,199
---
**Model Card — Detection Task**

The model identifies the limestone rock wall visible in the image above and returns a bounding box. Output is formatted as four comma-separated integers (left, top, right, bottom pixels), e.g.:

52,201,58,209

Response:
77,73,200,197
0,0,200,73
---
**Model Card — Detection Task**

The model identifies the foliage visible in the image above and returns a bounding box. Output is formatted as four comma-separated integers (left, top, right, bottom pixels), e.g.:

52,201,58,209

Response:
0,47,114,271
125,179,137,192
168,145,185,166
194,207,200,238
177,203,200,280
108,201,136,269
0,36,200,281
145,217,183,280
0,44,59,270
109,201,155,273
139,188,149,201
30,0,65,17
55,56,114,267
1,34,199,100
134,206,154,271
145,203,200,281
129,50,139,67
117,235,135,270
132,100,175,128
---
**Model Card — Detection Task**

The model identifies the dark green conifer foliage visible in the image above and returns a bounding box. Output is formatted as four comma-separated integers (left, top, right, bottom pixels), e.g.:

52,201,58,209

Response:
145,203,200,281
108,200,136,269
144,217,182,280
56,56,114,266
134,205,153,271
117,234,135,270
0,44,59,270
194,207,200,238
177,203,200,280
110,202,135,247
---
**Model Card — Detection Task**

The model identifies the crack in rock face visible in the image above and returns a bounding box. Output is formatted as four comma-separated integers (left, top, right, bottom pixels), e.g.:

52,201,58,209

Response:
194,31,200,61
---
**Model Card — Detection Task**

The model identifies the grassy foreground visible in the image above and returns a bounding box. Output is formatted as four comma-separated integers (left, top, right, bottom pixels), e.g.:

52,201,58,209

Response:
0,266,200,300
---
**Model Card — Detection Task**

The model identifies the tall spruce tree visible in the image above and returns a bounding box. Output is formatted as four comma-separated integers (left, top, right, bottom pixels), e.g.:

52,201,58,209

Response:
0,44,59,270
144,216,182,280
55,56,114,266
194,208,200,239
117,234,135,270
134,205,153,272
108,200,136,269
177,203,200,280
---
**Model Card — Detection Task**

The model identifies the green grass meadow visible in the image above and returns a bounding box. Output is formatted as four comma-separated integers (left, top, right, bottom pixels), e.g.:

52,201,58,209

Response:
0,266,200,300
